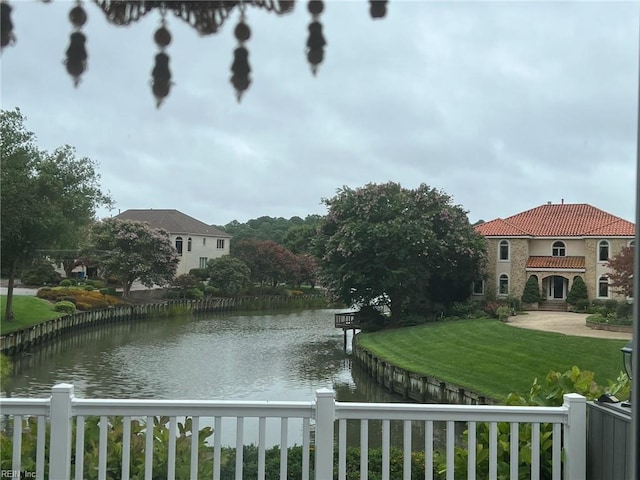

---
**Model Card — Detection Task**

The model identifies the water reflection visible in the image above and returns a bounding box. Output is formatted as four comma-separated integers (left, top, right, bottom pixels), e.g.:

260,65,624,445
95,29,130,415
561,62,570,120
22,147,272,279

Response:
4,309,449,447
2,309,397,403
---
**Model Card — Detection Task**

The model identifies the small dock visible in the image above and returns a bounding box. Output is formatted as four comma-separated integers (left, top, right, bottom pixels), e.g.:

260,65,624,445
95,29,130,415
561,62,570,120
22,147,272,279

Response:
335,312,361,350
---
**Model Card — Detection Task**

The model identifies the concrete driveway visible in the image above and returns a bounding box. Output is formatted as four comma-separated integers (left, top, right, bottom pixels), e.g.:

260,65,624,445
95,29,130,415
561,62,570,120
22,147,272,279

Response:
507,311,631,340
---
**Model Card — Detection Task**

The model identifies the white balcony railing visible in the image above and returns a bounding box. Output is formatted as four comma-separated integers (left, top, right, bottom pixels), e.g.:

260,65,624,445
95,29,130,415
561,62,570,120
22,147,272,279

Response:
0,383,586,480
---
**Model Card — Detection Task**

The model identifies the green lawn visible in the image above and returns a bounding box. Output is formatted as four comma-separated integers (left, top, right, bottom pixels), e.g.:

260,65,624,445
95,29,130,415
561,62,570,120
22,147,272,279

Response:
357,318,627,401
0,295,64,334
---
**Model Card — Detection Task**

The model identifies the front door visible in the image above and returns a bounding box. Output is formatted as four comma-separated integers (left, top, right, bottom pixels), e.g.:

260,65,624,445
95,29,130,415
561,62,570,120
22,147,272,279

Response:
548,276,565,299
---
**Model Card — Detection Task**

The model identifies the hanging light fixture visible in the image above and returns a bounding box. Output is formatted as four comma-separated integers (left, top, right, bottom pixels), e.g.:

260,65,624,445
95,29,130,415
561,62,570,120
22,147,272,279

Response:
1,0,390,106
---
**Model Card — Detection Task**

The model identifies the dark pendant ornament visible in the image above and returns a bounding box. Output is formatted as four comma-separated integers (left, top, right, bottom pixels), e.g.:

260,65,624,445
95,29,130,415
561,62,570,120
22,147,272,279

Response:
230,12,251,102
151,13,172,108
64,1,88,87
306,0,325,75
369,0,388,19
1,1,16,49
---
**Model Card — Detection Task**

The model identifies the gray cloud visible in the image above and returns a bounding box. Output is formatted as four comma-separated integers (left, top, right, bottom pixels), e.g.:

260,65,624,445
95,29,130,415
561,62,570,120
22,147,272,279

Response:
1,1,637,226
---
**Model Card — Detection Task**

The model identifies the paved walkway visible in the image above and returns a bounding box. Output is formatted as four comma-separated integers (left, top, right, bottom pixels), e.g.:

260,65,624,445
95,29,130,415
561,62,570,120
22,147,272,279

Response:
507,311,632,340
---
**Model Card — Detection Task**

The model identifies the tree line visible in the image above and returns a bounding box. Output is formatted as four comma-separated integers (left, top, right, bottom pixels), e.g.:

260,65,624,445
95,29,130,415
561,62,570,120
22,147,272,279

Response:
2,108,634,324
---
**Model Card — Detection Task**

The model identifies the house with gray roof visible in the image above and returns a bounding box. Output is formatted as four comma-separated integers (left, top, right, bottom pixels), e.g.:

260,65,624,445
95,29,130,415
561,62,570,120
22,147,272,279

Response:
115,209,232,275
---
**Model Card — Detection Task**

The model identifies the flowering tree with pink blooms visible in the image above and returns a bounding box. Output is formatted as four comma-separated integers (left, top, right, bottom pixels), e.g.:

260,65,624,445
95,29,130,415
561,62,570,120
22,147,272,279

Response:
85,218,179,297
315,182,487,322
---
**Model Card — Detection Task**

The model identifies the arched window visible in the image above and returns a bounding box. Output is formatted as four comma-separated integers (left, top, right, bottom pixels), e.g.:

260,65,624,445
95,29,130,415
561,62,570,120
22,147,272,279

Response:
175,236,183,255
552,241,566,257
598,275,609,298
598,240,609,262
499,240,509,261
187,237,192,252
629,240,635,248
499,274,509,296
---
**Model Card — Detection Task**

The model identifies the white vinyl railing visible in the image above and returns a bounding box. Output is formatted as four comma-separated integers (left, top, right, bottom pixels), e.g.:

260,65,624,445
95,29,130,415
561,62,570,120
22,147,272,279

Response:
0,384,586,480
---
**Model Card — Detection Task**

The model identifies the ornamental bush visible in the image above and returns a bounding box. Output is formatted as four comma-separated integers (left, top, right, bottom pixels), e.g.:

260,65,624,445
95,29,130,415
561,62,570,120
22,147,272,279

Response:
37,287,122,310
59,279,72,287
54,300,76,314
566,276,588,306
521,276,542,304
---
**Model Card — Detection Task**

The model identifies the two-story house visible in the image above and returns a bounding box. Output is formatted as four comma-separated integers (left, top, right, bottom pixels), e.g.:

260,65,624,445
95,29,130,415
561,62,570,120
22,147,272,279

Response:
115,209,232,275
473,202,635,305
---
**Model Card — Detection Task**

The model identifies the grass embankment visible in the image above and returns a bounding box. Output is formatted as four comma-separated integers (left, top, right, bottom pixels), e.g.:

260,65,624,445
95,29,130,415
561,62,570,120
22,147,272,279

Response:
357,318,627,401
0,295,64,334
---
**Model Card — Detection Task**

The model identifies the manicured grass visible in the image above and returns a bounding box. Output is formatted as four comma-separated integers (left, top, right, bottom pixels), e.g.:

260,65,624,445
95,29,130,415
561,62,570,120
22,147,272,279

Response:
357,318,627,401
0,295,64,334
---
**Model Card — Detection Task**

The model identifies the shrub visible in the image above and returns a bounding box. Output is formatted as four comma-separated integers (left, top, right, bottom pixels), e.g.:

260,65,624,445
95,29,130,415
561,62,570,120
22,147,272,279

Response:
184,288,204,300
164,291,179,299
37,286,122,309
84,285,95,291
574,298,589,312
61,296,77,305
448,301,483,318
521,276,542,304
20,261,62,286
59,279,72,287
615,301,633,320
566,276,588,306
204,286,218,297
189,268,209,281
483,301,505,318
496,306,511,322
54,300,76,314
604,299,619,312
99,287,116,296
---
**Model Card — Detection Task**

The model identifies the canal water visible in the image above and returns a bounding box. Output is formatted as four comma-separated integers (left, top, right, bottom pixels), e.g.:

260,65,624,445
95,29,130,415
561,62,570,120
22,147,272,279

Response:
2,309,398,402
3,309,441,447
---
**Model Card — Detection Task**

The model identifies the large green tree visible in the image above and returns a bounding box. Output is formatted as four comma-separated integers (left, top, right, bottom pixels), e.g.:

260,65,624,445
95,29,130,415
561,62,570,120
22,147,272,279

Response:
315,182,487,321
84,218,179,297
0,108,112,320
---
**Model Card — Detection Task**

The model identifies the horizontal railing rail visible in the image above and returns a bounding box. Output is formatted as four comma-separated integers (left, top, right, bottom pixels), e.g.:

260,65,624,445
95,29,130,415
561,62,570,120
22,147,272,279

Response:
0,384,586,480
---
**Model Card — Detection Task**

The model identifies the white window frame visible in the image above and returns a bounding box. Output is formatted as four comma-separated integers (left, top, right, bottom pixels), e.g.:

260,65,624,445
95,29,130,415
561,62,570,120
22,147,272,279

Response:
217,239,225,249
199,257,208,269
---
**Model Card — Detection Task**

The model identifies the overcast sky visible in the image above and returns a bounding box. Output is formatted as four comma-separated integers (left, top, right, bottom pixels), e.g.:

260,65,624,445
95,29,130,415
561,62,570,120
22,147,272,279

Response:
1,1,638,226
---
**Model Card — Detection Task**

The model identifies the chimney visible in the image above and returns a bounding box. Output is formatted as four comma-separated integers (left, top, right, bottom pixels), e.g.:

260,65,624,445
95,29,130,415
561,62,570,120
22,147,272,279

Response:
547,201,552,205
561,198,564,204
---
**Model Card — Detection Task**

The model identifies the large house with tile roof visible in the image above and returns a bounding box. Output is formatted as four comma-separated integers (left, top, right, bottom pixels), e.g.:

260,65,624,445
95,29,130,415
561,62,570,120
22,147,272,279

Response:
115,209,232,276
473,202,635,305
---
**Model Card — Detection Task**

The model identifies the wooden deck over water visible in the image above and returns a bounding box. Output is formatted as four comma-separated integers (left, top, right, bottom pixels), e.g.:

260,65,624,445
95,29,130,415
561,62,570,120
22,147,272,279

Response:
334,312,360,329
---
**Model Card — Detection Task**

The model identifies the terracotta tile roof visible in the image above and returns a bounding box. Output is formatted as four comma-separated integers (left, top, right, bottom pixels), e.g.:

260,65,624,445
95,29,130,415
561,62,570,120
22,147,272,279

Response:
474,203,635,237
115,209,231,237
526,256,585,270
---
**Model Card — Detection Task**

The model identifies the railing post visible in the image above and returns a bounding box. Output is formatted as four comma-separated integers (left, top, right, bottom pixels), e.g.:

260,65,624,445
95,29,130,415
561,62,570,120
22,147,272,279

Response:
563,393,586,480
315,388,335,479
49,383,74,480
